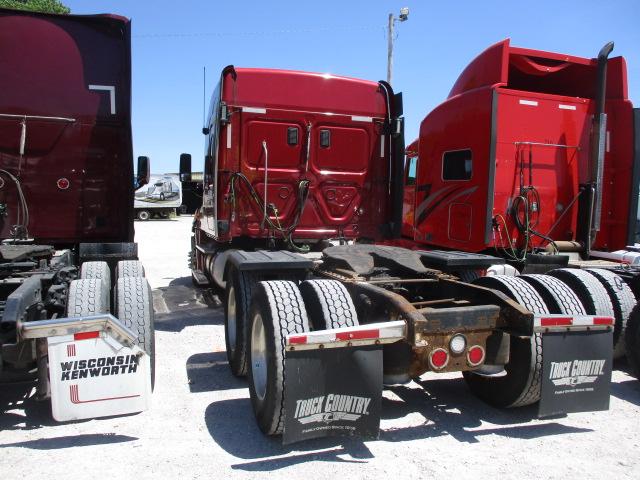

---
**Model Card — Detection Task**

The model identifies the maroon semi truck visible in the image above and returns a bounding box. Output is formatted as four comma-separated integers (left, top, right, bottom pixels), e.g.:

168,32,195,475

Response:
187,66,617,443
0,9,154,420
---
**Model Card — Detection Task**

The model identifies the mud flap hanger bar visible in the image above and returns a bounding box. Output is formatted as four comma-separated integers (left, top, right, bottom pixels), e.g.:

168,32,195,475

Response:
19,313,137,346
286,320,406,351
533,314,613,333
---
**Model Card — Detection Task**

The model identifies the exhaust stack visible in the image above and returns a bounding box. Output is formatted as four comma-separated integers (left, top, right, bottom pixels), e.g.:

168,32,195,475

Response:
580,41,614,255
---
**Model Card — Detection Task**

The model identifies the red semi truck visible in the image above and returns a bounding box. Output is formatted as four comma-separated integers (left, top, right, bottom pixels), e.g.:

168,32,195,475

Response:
0,9,154,421
188,62,618,443
401,39,640,377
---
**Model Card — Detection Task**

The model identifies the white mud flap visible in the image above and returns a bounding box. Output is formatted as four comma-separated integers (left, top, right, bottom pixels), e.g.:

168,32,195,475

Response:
536,315,613,417
48,330,151,421
283,345,383,444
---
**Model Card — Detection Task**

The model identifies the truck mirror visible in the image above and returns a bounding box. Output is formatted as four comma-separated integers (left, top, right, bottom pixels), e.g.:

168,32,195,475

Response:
136,155,150,188
180,153,192,182
202,127,210,135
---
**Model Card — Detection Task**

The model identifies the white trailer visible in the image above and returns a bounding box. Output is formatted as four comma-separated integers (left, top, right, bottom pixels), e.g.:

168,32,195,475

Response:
134,174,182,220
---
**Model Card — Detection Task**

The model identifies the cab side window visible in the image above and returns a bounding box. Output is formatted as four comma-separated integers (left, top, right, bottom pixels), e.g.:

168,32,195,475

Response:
442,149,472,181
405,156,418,186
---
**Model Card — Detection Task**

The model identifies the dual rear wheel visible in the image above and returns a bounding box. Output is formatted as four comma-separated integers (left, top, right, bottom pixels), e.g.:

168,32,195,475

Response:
466,268,635,407
69,260,155,387
242,279,358,435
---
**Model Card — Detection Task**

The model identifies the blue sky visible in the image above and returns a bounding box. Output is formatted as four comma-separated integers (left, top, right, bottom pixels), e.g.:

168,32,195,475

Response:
65,0,640,175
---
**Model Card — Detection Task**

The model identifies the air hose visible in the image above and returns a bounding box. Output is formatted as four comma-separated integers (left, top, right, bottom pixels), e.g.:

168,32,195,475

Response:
227,172,310,252
0,169,30,240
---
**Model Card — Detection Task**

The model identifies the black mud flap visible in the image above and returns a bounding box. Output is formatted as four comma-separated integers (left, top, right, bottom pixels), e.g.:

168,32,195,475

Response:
539,330,613,417
283,345,382,444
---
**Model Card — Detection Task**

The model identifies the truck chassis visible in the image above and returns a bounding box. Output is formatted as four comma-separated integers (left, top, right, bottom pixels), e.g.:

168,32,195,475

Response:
214,244,614,443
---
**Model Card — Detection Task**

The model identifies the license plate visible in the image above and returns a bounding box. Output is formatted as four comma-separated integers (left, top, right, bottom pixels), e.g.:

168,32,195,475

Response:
48,332,151,421
539,330,612,417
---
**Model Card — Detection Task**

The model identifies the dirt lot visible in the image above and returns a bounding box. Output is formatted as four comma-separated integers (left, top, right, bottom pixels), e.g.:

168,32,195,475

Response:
1,216,639,479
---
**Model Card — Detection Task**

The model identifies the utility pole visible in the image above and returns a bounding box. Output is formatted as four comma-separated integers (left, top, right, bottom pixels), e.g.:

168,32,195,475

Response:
387,13,394,85
387,7,409,85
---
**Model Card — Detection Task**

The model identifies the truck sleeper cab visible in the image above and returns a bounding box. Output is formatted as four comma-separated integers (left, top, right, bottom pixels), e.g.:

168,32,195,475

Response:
0,8,154,421
403,39,638,256
399,40,640,370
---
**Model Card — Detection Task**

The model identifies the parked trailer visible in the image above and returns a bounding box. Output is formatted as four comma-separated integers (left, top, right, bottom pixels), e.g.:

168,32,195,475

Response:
134,172,182,220
188,66,614,443
400,39,640,378
0,9,154,421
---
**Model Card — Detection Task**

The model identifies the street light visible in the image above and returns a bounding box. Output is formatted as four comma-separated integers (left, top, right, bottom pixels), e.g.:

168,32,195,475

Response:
387,7,409,85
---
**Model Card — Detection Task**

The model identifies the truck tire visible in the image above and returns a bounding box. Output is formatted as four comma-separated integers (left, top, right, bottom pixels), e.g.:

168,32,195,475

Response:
519,274,586,315
116,260,145,278
115,276,155,388
137,210,150,221
586,268,637,358
454,270,481,283
625,304,640,379
225,267,260,377
548,268,615,320
248,281,310,435
80,261,111,288
67,278,110,317
464,275,549,408
299,279,358,330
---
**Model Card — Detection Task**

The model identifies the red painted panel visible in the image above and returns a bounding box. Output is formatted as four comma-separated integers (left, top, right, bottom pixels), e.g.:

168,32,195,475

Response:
492,90,589,250
314,126,369,172
221,69,387,117
596,98,634,250
448,40,509,98
448,203,473,242
0,9,134,245
245,120,302,170
414,88,493,251
203,72,391,243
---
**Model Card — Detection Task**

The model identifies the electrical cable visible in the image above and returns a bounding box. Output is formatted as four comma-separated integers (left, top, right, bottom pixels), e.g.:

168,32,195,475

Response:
0,169,30,241
227,172,310,252
133,25,384,39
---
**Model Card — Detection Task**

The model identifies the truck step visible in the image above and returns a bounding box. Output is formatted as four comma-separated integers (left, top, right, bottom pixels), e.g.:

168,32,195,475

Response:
191,269,209,286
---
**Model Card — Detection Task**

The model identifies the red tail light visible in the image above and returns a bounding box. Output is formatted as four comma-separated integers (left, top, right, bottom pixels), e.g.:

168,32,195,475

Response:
467,345,485,366
429,348,449,370
57,177,70,190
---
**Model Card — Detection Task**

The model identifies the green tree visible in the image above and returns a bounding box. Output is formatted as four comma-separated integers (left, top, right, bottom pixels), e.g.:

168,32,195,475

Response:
0,0,70,14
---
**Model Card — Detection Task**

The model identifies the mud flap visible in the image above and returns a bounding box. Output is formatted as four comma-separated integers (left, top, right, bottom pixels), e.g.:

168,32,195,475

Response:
539,330,612,417
48,331,152,421
283,345,382,444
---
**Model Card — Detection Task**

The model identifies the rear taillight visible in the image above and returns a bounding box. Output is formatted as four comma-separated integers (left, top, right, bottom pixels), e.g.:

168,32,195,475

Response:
57,177,70,190
429,348,449,370
467,345,485,367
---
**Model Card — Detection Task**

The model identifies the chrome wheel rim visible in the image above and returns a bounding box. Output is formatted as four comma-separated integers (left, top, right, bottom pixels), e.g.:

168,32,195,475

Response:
251,312,267,403
227,285,237,353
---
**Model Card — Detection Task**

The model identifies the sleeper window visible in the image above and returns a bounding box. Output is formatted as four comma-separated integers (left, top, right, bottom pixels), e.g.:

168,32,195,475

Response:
442,149,472,180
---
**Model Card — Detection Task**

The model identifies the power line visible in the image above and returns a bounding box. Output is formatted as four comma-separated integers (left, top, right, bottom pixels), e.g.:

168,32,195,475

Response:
133,24,384,39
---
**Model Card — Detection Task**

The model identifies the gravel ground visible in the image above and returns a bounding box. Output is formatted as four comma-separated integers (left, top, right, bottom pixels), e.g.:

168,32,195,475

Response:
1,216,639,479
